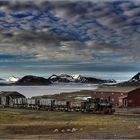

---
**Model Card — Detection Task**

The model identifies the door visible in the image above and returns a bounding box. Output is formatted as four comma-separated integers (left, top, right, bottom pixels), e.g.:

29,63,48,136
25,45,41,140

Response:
123,99,128,107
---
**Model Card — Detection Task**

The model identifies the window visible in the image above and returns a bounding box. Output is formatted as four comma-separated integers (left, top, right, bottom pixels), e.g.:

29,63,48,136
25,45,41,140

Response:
111,98,114,101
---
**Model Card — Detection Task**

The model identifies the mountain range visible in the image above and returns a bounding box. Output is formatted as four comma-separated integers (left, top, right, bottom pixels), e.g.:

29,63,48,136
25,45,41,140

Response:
0,74,116,86
1,72,140,86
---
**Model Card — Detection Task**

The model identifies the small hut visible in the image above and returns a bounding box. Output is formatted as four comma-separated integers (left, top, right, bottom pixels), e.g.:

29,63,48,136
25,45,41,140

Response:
0,91,25,107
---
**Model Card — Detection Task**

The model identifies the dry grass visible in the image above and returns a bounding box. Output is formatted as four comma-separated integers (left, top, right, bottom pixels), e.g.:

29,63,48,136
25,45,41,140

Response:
0,108,140,139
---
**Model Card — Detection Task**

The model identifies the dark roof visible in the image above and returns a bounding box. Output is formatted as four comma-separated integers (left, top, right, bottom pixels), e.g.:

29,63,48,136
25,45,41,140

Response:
94,86,139,93
0,91,25,98
127,86,140,94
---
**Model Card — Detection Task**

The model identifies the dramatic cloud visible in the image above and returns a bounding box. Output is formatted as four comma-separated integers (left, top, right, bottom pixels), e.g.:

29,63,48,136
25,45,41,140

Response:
0,0,139,63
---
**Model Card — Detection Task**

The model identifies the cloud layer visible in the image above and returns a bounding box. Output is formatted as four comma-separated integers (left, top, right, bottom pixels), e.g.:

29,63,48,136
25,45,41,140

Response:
0,0,139,62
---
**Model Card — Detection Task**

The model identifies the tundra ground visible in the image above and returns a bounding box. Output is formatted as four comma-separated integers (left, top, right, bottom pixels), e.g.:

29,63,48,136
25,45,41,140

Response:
0,108,140,139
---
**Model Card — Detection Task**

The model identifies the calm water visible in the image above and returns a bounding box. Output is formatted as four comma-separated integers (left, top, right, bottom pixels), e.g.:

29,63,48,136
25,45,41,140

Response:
0,83,98,98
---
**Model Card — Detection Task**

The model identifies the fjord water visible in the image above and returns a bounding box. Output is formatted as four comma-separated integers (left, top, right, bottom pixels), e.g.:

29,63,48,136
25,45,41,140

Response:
0,83,98,98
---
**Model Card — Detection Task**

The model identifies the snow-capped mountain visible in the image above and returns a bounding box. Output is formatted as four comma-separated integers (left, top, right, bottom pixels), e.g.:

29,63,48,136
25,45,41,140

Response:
7,76,19,83
130,72,140,82
72,74,81,80
117,72,140,86
48,74,116,84
48,74,74,83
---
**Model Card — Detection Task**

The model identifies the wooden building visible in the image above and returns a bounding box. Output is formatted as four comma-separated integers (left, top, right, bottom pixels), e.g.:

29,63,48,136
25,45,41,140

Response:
90,86,140,107
0,91,25,107
119,87,140,107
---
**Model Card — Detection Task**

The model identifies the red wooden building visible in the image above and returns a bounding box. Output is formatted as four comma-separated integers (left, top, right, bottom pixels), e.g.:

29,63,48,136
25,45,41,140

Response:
119,87,140,107
90,86,140,107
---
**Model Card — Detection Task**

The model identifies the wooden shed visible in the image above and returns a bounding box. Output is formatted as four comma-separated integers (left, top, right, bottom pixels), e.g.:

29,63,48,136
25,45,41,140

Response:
0,91,25,107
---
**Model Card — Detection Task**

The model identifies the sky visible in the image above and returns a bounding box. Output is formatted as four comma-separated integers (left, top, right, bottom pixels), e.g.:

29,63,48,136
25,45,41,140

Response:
0,0,140,80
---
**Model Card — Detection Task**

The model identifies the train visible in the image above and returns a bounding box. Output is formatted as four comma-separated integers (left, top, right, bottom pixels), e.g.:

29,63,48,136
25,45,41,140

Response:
10,97,115,114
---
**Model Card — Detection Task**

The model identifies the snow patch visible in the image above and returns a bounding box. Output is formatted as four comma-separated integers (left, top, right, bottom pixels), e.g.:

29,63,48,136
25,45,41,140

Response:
7,76,19,82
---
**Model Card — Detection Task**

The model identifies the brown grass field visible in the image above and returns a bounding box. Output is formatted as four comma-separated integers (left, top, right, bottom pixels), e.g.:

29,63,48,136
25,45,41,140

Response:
0,108,140,139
